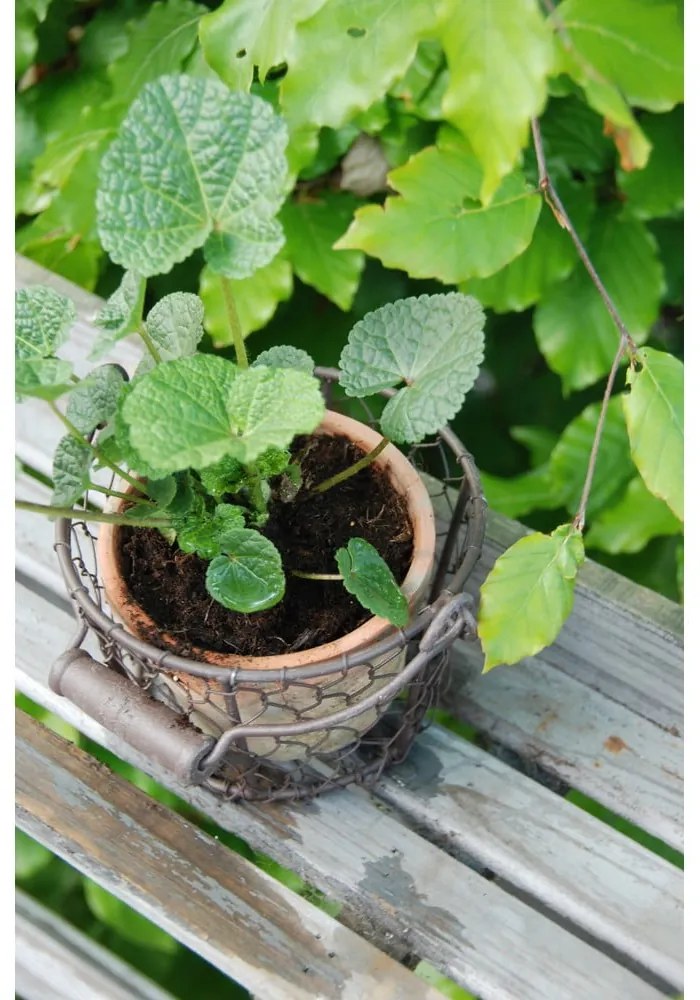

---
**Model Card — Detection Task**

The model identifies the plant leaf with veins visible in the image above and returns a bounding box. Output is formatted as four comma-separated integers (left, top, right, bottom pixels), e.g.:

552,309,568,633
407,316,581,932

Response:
66,364,127,434
336,537,408,627
206,529,285,612
91,271,145,361
253,346,315,374
52,435,93,506
15,286,76,359
15,358,74,401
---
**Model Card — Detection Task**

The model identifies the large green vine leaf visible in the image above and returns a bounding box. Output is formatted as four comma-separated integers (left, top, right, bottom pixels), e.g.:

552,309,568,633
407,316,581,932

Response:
622,347,683,521
586,476,682,555
477,524,585,671
15,286,76,359
339,293,485,443
279,0,436,130
618,108,683,221
97,75,288,278
206,530,285,612
200,0,326,92
336,538,408,627
336,133,541,284
199,255,294,346
533,209,663,392
280,192,365,310
439,0,554,204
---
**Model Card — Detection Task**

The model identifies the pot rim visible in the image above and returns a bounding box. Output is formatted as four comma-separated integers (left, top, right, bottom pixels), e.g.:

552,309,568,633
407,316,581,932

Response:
96,409,437,672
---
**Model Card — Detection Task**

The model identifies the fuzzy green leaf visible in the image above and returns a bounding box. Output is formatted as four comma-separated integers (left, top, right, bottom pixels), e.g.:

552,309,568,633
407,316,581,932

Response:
586,476,682,555
199,255,294,346
439,0,554,203
145,292,205,361
477,524,585,671
52,435,93,506
15,286,76,360
66,364,127,434
206,530,285,612
534,209,663,392
618,108,683,221
336,135,541,283
199,454,246,499
336,537,408,627
15,358,74,401
253,346,315,374
97,75,288,278
339,293,485,443
177,503,246,558
281,192,365,310
549,396,636,519
91,271,146,361
623,347,683,521
200,0,326,92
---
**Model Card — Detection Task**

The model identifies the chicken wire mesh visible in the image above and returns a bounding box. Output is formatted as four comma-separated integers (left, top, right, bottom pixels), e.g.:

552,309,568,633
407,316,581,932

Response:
51,369,486,802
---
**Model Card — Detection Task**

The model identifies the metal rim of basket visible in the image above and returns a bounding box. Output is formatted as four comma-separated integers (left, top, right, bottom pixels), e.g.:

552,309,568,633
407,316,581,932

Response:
53,368,487,684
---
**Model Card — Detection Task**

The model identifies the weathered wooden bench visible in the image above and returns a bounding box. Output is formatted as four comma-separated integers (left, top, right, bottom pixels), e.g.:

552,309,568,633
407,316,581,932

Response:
16,256,683,999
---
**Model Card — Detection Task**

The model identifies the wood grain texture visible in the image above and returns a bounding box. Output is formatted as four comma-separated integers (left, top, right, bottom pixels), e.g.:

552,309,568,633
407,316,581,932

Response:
15,587,670,1000
16,710,445,1000
16,890,177,1000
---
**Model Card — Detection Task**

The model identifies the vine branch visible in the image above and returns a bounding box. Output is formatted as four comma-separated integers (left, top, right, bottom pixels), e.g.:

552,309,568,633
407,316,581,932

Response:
530,117,639,531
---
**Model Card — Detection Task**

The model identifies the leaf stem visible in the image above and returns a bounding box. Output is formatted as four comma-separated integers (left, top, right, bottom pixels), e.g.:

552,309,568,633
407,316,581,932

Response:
89,483,155,504
312,436,391,494
220,276,248,369
290,570,343,581
15,499,170,529
138,322,162,364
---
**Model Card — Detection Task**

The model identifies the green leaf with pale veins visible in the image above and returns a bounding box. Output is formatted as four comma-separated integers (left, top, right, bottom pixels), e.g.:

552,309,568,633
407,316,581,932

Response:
97,75,288,278
253,346,316,374
91,271,146,361
622,348,683,521
15,286,76,360
279,0,436,131
66,364,127,434
52,435,93,506
534,209,663,392
586,476,682,555
439,0,554,203
339,293,485,443
15,358,74,401
206,529,285,612
549,396,636,519
336,134,542,284
200,0,326,92
199,255,293,346
618,108,683,221
477,524,585,671
146,293,205,360
281,192,365,310
336,537,408,627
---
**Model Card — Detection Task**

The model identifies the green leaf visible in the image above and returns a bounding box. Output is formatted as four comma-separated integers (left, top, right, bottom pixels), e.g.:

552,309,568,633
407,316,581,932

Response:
177,503,246,558
339,293,485,443
462,176,594,313
649,218,683,307
66,364,127,434
622,347,683,520
206,530,285,612
281,192,365,310
549,396,636,518
336,135,542,284
510,425,559,466
538,95,615,175
92,271,146,363
586,476,682,555
15,286,76,360
15,358,74,401
200,0,326,92
336,537,408,627
15,0,51,78
52,435,93,506
253,346,316,374
199,255,294,346
618,108,683,221
15,829,54,880
83,878,178,953
145,292,205,361
146,476,178,508
533,209,664,392
556,0,683,113
97,75,288,278
253,447,292,478
439,0,554,203
480,467,565,520
389,40,447,120
279,0,436,130
16,225,103,293
199,454,246,500
676,543,683,604
477,524,585,671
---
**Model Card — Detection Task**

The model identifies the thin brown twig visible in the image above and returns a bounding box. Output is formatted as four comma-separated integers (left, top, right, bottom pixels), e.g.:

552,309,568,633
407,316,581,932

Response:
530,117,639,531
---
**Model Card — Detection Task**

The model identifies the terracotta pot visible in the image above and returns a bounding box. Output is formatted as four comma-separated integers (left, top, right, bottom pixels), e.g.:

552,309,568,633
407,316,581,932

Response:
98,410,436,761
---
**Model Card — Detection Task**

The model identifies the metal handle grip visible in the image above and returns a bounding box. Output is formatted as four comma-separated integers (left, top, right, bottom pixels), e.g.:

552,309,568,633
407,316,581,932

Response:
49,650,215,785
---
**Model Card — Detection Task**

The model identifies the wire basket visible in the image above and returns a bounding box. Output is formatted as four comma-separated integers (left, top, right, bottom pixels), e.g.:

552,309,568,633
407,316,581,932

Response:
50,370,486,802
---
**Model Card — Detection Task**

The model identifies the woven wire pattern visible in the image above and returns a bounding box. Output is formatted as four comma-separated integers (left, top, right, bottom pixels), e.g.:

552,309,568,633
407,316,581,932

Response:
54,371,485,802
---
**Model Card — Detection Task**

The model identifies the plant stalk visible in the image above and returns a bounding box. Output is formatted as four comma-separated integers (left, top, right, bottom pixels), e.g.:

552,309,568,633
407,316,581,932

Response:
290,570,343,581
220,277,248,369
312,437,391,494
15,500,170,529
138,322,163,364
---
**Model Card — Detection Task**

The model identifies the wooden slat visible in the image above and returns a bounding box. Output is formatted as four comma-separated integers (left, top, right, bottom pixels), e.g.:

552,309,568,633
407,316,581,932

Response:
16,710,445,1000
16,890,176,1000
15,584,669,1000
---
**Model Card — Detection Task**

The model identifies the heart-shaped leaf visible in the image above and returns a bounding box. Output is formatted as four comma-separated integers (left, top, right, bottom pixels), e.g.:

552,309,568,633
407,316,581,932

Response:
206,529,285,612
97,74,288,278
66,364,127,434
16,286,76,360
52,434,93,506
339,292,485,443
336,537,408,628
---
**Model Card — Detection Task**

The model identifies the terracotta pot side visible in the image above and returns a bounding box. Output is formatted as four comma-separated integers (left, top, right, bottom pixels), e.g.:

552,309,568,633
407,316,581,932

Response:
97,410,437,672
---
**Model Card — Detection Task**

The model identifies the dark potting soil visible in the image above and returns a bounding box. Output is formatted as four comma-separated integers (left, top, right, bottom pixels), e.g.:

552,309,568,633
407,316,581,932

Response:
118,434,414,657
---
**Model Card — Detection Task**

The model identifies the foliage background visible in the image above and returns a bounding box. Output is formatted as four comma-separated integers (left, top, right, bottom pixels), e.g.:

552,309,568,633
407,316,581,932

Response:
15,0,683,993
